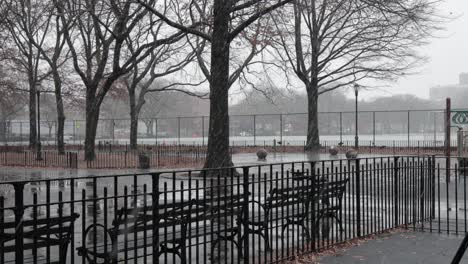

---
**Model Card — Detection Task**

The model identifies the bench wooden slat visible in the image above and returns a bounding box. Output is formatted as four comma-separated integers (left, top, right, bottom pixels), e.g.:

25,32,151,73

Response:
0,214,79,229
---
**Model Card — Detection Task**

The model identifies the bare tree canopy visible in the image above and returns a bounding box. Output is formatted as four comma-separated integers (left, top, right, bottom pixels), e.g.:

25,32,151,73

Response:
123,27,206,150
0,68,27,143
2,0,54,149
270,0,443,150
57,0,187,160
138,0,293,170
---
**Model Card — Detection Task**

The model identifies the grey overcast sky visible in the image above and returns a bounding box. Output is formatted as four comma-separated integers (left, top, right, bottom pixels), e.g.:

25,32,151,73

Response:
363,0,467,100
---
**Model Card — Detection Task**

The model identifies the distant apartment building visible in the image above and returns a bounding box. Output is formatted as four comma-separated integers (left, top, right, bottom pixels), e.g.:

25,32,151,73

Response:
430,73,468,101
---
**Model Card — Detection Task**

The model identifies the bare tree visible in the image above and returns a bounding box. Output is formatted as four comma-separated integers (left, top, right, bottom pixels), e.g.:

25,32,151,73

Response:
271,0,442,150
23,1,72,154
0,68,27,143
56,0,185,160
139,0,293,170
39,94,58,139
2,0,53,149
122,18,205,150
139,92,165,136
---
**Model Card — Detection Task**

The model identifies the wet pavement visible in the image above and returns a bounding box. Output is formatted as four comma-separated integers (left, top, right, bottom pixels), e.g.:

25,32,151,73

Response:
319,231,467,264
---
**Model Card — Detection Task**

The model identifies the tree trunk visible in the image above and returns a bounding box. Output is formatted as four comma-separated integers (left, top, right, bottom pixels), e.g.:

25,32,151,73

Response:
84,102,100,161
305,84,320,151
129,89,139,150
29,84,37,149
129,114,139,150
202,2,233,262
55,77,66,154
145,120,154,136
203,0,233,172
0,119,6,144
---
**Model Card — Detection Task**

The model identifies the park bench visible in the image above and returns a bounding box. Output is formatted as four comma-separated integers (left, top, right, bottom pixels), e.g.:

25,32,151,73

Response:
243,173,349,250
290,171,349,234
0,212,80,263
77,192,248,264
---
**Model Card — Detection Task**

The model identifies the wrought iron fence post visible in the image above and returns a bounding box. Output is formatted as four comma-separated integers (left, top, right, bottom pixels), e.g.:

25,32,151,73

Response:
13,182,25,264
433,112,437,147
420,157,425,225
394,157,399,227
152,173,160,264
431,155,436,220
310,161,317,251
355,158,361,237
242,166,250,263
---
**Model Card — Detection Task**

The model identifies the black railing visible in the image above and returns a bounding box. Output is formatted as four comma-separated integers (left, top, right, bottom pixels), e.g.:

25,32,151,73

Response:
0,156,437,263
0,140,452,169
0,151,78,169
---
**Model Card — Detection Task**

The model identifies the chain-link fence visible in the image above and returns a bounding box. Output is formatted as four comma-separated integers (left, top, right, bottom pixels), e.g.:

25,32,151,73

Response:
1,109,448,147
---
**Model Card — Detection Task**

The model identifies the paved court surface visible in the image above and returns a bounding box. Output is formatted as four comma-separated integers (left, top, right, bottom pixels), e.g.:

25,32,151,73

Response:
319,231,467,264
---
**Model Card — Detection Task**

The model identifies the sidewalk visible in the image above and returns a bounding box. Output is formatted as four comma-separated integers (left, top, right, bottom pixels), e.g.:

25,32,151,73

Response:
318,231,466,264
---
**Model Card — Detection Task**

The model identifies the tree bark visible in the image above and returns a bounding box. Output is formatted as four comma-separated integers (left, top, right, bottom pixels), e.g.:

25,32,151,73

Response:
305,83,320,151
54,75,66,154
201,3,235,261
129,89,139,150
145,120,154,136
29,81,37,149
84,101,100,161
0,119,6,144
203,0,233,172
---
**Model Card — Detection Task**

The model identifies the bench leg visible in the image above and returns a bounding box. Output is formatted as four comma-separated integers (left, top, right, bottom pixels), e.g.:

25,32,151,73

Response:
59,243,68,264
315,213,329,239
159,242,185,264
282,220,311,242
333,214,344,233
211,236,239,263
181,240,187,264
247,229,270,251
264,229,271,251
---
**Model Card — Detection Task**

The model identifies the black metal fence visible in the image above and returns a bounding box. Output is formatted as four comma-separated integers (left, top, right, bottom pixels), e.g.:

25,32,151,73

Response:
0,151,78,169
0,140,453,170
87,146,207,169
0,156,440,263
428,156,468,235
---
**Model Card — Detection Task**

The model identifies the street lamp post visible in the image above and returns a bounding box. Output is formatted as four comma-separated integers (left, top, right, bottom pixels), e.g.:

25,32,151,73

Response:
36,90,42,160
354,83,359,150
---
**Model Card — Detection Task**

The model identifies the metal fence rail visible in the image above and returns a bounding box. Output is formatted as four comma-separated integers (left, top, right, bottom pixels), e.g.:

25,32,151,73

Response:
0,141,452,169
0,156,435,263
0,151,78,169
